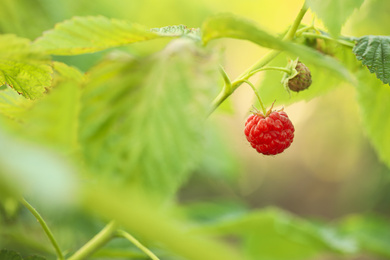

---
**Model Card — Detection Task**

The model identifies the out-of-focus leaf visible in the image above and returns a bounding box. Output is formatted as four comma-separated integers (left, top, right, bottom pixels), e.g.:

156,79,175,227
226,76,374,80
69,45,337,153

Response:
202,14,353,82
306,0,365,36
199,207,357,260
353,36,390,85
0,129,77,206
354,69,390,168
32,16,160,55
83,185,243,260
0,85,33,120
339,214,390,258
0,249,22,260
80,38,219,198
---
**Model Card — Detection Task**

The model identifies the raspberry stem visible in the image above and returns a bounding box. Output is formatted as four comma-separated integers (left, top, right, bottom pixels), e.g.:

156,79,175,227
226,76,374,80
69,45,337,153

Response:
246,66,292,79
209,3,308,114
241,80,267,115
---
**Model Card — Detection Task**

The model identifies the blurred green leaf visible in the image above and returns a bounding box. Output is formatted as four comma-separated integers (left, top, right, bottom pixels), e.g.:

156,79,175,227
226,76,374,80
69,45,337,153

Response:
0,85,33,120
339,214,390,258
32,16,160,55
355,69,390,169
306,0,365,36
0,34,52,99
202,14,353,82
200,207,357,260
353,36,390,85
80,38,219,198
0,129,77,206
0,249,23,260
83,185,243,260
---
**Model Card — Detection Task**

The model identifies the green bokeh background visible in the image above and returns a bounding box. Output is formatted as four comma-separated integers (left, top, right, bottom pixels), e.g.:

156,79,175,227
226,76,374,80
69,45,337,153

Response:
1,0,390,259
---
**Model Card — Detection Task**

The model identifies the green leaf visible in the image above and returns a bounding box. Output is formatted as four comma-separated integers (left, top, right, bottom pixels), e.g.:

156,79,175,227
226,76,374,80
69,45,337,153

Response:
0,249,23,260
306,0,365,36
200,208,357,260
0,84,33,120
355,69,390,168
353,35,390,85
339,214,390,258
202,14,353,82
32,16,160,55
80,38,219,198
0,34,53,99
202,14,288,50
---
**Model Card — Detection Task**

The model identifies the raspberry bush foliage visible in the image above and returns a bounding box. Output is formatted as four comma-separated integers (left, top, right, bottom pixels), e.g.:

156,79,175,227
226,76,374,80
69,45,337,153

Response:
1,0,390,260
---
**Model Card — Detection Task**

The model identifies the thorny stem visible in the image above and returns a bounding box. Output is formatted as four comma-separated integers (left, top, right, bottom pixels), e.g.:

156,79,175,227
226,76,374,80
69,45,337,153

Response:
210,3,309,114
67,220,118,260
21,198,64,260
117,230,160,260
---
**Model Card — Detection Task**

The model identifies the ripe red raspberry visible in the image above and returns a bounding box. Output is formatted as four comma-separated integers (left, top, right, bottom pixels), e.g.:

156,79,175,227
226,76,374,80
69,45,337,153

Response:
244,110,294,155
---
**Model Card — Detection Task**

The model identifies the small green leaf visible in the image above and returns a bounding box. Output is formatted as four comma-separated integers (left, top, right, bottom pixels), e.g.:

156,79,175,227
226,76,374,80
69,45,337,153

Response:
0,249,23,260
0,34,53,99
306,0,365,36
353,35,390,85
202,14,353,82
32,16,160,55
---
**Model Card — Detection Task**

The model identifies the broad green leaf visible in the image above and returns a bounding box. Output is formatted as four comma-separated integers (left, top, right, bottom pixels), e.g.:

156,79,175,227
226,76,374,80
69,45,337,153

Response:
80,38,219,198
0,34,52,99
355,69,390,168
0,249,22,260
200,208,357,260
32,16,160,55
306,0,365,36
151,25,201,40
202,14,353,82
353,36,390,85
19,80,81,153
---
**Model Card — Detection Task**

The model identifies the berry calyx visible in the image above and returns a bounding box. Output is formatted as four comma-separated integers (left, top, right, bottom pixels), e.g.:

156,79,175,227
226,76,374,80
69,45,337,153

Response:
244,107,294,155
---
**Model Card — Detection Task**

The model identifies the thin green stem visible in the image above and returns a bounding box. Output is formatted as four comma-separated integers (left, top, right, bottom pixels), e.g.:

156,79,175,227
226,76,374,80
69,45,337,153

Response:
241,80,267,115
301,32,355,48
68,220,118,260
247,66,292,78
117,230,160,260
21,198,64,260
209,3,309,114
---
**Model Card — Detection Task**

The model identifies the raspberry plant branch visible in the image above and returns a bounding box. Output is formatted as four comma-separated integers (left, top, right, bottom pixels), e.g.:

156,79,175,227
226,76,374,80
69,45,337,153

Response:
117,230,160,260
301,32,355,48
67,220,118,260
20,198,64,260
210,3,309,113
